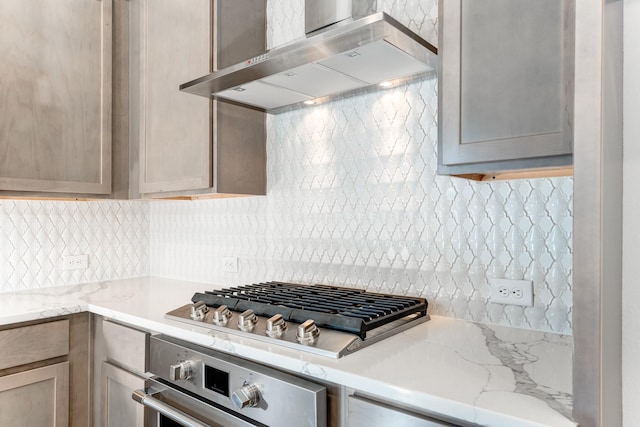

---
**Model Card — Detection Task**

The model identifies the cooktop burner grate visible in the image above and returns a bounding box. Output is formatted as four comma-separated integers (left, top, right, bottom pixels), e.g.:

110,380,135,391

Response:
191,281,428,339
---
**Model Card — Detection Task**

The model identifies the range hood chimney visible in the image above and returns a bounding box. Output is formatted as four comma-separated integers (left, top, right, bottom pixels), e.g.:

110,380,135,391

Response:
180,0,437,114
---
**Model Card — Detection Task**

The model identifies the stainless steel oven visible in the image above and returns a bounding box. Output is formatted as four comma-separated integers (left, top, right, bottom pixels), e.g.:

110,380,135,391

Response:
132,335,326,427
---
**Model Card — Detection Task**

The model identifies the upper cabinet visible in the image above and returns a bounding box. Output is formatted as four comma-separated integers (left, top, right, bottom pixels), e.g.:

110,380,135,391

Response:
0,0,112,195
131,0,267,199
438,0,574,178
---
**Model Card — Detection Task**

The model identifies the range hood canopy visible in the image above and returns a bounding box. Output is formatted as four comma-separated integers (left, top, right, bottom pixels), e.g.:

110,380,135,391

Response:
180,0,438,114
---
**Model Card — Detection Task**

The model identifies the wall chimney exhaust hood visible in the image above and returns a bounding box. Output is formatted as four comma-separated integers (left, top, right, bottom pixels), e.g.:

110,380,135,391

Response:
179,0,438,114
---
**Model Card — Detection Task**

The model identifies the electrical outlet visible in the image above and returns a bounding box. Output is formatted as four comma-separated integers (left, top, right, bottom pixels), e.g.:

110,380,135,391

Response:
62,254,89,271
222,256,238,273
489,278,533,307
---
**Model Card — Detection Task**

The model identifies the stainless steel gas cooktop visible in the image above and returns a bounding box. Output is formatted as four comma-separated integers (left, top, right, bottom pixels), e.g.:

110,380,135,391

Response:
166,282,429,358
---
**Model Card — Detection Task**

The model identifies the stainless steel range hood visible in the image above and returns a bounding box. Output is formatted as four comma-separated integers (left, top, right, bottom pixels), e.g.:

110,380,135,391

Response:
180,0,438,114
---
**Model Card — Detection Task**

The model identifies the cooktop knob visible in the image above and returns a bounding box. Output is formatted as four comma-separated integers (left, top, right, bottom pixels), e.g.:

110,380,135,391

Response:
296,319,320,345
189,301,208,321
238,309,258,332
169,360,194,381
212,305,232,326
231,384,260,409
265,314,287,338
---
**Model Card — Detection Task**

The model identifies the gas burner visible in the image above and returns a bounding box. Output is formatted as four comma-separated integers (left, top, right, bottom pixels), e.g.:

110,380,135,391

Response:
166,281,429,358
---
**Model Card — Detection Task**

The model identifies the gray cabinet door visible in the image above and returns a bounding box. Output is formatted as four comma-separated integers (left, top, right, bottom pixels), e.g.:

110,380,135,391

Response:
438,0,573,175
0,0,112,194
102,362,146,427
133,0,211,195
93,317,149,427
132,0,266,199
0,362,70,427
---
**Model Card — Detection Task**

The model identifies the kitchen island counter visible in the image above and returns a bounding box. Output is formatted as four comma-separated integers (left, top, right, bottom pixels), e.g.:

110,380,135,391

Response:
0,277,575,427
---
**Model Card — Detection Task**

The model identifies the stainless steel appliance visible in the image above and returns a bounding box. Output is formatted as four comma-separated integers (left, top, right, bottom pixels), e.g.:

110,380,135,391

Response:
166,281,429,358
132,334,326,427
180,0,437,114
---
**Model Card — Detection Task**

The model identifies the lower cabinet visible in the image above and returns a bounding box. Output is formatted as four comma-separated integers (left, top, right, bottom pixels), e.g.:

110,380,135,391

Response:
347,394,462,427
0,314,90,427
0,362,69,427
102,362,145,427
93,316,150,427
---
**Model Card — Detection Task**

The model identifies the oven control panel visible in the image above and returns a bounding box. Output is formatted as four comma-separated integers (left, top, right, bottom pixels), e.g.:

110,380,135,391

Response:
166,303,365,358
231,383,260,409
204,365,229,396
169,360,193,381
149,334,327,427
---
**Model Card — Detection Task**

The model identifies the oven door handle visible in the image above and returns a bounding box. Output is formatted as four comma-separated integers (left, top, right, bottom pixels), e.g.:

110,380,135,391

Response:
132,389,211,427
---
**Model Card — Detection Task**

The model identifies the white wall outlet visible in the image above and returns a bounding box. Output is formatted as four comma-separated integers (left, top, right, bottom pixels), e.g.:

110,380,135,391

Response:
489,278,533,307
62,254,89,271
222,256,238,273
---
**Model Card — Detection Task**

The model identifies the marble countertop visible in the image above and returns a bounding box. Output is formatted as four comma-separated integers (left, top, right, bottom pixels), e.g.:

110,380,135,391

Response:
0,277,575,427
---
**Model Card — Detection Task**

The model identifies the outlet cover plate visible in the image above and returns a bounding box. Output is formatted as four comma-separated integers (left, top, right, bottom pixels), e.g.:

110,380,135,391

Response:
222,256,238,273
489,278,533,307
62,254,89,271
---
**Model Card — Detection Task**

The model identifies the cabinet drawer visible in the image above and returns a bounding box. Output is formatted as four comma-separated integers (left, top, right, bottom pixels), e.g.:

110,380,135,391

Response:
102,320,148,373
0,320,69,370
348,395,460,427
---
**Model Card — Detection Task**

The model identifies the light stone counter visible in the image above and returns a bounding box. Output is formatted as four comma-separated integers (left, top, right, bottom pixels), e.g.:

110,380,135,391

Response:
0,277,575,427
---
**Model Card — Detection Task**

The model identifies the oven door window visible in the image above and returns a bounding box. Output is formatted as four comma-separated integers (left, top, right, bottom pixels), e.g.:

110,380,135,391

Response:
159,414,189,427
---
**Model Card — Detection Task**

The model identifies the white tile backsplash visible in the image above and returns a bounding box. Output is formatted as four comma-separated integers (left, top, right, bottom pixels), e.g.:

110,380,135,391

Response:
0,0,573,335
149,79,573,334
149,0,573,334
0,200,150,292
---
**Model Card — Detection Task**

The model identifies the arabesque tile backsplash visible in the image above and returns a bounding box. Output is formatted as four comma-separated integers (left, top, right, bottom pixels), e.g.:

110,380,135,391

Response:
150,0,573,334
0,200,149,291
0,0,573,335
